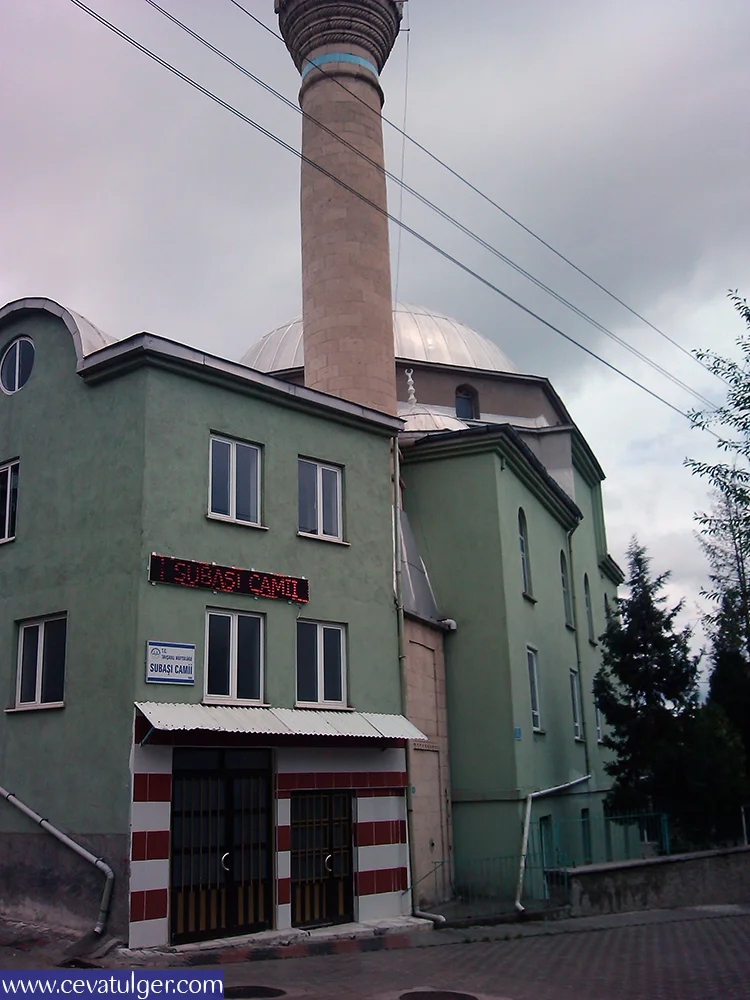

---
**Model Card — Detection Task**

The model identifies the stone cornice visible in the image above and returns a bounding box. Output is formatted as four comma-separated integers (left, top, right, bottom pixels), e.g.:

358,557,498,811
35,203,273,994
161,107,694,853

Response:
276,0,403,73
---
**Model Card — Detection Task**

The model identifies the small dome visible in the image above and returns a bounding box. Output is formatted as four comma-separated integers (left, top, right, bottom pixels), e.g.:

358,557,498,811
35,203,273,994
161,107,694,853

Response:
399,403,469,434
241,303,517,374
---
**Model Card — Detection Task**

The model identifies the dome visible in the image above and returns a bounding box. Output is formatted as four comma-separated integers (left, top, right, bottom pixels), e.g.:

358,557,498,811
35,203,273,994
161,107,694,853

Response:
240,303,518,374
398,403,469,435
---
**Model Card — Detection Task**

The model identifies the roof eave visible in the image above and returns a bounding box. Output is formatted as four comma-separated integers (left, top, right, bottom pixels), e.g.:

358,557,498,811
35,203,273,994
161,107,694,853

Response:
80,334,403,434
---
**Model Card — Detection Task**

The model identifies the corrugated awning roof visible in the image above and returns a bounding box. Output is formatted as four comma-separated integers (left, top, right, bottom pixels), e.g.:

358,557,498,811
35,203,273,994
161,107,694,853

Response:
135,702,427,741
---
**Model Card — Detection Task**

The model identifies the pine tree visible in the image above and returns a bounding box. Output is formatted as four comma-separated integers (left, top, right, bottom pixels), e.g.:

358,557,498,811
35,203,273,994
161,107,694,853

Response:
595,539,747,845
593,539,699,819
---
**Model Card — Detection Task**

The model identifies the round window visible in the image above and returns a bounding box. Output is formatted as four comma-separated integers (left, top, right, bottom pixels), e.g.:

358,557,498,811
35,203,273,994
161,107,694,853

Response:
0,338,35,394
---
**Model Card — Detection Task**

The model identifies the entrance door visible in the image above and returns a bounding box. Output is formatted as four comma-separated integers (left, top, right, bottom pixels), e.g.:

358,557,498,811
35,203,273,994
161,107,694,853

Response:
170,749,272,943
290,791,353,927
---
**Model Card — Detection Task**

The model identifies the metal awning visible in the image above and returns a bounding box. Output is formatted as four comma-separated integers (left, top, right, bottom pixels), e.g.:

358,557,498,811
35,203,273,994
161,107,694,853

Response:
135,702,427,741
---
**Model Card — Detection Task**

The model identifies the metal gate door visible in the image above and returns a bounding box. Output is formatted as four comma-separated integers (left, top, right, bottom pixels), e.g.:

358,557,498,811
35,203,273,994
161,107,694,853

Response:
290,791,353,927
171,749,272,943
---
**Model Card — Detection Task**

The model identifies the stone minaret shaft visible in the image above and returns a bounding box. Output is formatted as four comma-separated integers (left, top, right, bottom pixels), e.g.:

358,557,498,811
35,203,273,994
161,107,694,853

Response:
276,0,402,415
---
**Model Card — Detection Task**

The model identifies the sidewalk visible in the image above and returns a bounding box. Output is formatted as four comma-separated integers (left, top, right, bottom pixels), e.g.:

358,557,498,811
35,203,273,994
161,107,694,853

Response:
3,904,750,971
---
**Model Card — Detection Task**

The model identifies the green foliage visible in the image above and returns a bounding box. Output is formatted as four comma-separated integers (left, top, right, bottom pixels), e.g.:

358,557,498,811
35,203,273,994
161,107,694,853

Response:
595,540,747,844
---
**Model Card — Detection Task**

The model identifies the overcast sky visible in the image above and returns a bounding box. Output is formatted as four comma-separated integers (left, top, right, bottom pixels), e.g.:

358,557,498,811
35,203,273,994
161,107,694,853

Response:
3,0,750,668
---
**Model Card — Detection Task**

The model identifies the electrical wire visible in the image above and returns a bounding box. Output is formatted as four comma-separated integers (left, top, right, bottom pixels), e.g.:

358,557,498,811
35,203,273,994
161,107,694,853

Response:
228,0,724,386
137,0,718,410
65,0,720,439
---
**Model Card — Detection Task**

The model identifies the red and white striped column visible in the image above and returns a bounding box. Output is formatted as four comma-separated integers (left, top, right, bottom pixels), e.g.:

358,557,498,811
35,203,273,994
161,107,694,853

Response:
129,743,173,949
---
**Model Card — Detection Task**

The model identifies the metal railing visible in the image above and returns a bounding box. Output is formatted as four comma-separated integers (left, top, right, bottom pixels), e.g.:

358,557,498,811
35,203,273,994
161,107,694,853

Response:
428,849,568,920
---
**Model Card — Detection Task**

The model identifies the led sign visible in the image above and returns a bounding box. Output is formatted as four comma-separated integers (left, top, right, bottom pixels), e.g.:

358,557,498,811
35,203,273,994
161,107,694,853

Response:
149,553,309,603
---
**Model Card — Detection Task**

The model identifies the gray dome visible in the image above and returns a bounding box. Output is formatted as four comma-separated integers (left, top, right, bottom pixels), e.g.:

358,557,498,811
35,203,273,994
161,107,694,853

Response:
241,303,518,374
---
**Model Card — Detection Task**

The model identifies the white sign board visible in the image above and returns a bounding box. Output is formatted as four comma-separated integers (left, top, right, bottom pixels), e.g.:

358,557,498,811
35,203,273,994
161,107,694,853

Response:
146,641,195,684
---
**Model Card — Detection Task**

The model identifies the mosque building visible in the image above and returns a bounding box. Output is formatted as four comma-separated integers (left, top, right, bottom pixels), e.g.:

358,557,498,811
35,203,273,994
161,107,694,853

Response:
0,0,621,948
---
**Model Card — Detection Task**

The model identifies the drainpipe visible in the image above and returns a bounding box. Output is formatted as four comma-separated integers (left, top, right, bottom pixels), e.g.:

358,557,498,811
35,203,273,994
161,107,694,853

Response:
393,440,446,928
514,774,590,913
0,785,114,935
566,527,591,777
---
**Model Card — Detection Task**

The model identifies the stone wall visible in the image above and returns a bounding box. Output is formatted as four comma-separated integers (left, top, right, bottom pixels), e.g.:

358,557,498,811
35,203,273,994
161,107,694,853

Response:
568,846,750,916
0,831,129,937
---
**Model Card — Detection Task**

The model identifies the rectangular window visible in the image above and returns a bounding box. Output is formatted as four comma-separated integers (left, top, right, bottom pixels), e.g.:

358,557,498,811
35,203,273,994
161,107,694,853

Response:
209,436,261,525
298,459,342,540
595,704,604,743
16,615,67,707
205,610,263,703
570,668,583,739
296,621,346,706
527,646,541,731
0,460,19,542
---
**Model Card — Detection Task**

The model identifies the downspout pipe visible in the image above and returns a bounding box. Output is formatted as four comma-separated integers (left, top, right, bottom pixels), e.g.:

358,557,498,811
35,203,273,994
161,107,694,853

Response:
393,441,446,928
514,774,590,913
0,785,114,935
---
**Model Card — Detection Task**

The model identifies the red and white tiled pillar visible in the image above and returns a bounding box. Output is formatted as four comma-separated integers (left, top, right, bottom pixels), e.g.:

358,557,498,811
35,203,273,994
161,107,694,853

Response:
129,743,173,949
275,746,411,927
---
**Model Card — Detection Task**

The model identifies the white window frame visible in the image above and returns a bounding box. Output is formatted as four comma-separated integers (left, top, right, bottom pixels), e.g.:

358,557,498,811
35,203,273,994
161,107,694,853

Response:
595,704,604,743
0,459,19,544
298,458,344,542
208,435,262,527
0,337,34,395
296,620,347,708
204,609,265,705
519,508,532,596
15,614,67,709
570,668,584,740
527,646,541,731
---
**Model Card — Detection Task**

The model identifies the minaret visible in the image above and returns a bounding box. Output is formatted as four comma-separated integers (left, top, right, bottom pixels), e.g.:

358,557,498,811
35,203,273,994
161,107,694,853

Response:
276,0,403,416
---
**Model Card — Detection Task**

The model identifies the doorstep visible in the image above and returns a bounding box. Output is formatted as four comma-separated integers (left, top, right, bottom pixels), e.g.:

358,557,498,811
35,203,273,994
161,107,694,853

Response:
111,916,434,967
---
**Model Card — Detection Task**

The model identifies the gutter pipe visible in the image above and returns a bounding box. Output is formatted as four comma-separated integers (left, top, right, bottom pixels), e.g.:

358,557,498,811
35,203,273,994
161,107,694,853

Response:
513,774,590,913
0,785,114,935
393,440,446,928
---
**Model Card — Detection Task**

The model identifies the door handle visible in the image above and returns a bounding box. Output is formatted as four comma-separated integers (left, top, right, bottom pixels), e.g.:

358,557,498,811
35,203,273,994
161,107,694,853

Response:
324,854,332,873
221,852,230,872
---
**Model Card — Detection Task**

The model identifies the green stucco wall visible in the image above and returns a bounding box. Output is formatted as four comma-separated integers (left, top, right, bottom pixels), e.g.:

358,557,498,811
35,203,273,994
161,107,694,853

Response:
403,438,612,862
132,366,400,713
0,313,146,836
0,314,401,849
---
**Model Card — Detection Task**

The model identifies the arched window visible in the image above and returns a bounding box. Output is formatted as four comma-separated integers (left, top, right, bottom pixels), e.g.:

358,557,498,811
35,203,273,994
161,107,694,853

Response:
518,508,532,595
560,551,573,625
584,574,595,642
455,384,479,420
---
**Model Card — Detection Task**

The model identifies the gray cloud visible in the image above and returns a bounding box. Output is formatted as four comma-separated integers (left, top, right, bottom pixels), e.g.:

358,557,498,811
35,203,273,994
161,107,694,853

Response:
2,0,749,625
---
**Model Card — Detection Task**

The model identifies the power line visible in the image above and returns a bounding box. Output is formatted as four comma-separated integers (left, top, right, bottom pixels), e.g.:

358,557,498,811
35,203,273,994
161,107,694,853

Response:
228,0,724,387
138,0,719,410
65,0,720,439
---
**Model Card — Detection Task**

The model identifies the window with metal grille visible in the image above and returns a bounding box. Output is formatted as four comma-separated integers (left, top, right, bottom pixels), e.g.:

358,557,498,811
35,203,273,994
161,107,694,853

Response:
209,435,261,526
205,610,263,703
296,621,346,706
298,459,343,541
16,615,67,708
0,460,18,543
